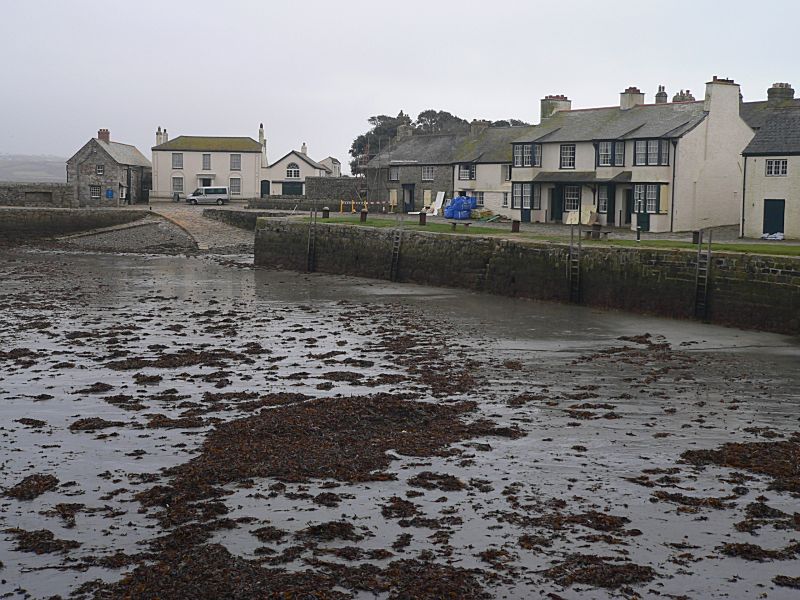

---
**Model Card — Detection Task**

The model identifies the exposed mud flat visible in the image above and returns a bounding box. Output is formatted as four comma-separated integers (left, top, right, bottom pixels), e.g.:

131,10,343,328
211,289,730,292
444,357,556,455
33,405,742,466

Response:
0,248,799,599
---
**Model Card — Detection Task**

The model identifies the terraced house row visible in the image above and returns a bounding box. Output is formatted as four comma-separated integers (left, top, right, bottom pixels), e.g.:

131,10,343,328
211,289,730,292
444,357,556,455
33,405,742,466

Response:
365,76,800,238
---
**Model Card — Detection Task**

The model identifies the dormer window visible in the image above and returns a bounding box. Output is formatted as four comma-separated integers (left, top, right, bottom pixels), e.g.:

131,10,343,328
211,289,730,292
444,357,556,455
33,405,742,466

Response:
597,141,625,167
634,139,669,166
513,144,541,167
458,164,476,180
286,162,300,178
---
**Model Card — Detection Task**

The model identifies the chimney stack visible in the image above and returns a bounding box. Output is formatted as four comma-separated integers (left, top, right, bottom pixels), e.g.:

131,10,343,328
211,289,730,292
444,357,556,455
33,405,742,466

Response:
98,128,110,142
163,128,168,142
300,142,307,155
396,124,414,140
672,89,696,102
156,126,162,145
620,87,645,110
540,94,571,120
470,119,490,137
767,82,795,106
704,76,740,114
655,85,668,104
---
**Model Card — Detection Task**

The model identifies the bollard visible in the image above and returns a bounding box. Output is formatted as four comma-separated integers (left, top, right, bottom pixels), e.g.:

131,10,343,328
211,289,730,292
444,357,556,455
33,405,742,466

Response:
636,226,641,242
360,209,368,223
419,212,427,226
322,206,330,219
511,220,520,233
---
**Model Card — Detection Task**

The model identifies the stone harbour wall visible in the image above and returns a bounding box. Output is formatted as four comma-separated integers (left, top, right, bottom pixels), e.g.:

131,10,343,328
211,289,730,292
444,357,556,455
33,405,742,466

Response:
0,182,78,208
202,209,290,231
255,219,800,335
0,207,146,238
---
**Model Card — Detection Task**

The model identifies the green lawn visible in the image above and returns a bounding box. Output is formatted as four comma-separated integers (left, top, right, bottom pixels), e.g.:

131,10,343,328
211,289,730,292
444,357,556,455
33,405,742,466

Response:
304,217,800,257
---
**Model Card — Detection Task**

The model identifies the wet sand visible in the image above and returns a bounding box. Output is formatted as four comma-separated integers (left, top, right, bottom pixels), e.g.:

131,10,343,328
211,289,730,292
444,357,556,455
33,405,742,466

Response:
0,248,798,599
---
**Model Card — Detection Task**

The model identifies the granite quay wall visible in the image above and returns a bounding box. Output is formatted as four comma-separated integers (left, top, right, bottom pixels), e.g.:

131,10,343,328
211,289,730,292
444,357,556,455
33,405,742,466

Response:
0,208,146,238
247,196,389,213
0,182,78,208
304,176,366,203
202,209,290,231
255,219,800,335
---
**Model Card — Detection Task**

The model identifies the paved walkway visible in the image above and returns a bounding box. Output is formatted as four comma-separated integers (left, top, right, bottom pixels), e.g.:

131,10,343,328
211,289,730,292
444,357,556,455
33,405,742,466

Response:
145,201,253,251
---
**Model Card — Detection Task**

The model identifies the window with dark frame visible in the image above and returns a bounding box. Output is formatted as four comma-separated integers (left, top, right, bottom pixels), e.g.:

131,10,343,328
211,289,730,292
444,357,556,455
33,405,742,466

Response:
564,185,580,210
532,144,542,167
202,154,211,170
633,183,660,213
513,145,523,167
287,162,300,178
532,184,541,210
614,141,625,166
502,192,509,207
522,184,531,208
89,185,101,199
598,141,626,167
458,164,476,180
230,177,241,195
230,154,241,171
598,142,612,166
523,144,532,167
171,176,183,193
560,144,576,169
95,164,105,175
474,191,484,207
634,140,669,166
172,153,183,169
512,183,522,208
766,159,788,176
598,185,608,213
504,164,512,180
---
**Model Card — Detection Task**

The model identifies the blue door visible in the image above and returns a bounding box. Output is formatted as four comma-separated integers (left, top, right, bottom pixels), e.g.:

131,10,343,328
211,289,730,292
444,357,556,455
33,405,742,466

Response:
763,199,785,234
521,207,531,222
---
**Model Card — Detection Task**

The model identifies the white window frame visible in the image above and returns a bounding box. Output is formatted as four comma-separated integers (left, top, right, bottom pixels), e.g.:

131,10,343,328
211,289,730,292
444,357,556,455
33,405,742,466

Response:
635,141,647,166
766,159,788,176
513,145,523,167
474,191,485,207
598,185,608,213
287,162,301,179
458,164,475,180
172,153,183,169
172,176,183,193
523,144,532,167
560,144,576,169
230,154,241,171
646,184,658,213
421,165,434,181
598,141,612,167
512,183,522,209
522,184,531,209
202,154,211,170
532,144,542,167
614,141,625,166
229,177,241,195
502,192,509,207
89,185,101,199
95,164,105,175
633,184,646,212
388,166,399,181
564,185,580,211
647,140,659,165
532,184,541,210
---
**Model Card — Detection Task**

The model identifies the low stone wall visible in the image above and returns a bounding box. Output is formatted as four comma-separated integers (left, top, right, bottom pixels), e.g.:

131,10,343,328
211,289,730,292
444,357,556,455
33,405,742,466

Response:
304,176,365,203
202,209,291,231
255,219,800,335
0,208,146,238
0,182,77,208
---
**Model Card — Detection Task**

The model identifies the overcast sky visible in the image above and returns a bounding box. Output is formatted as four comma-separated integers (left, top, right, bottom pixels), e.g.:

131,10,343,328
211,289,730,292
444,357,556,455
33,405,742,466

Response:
2,0,798,173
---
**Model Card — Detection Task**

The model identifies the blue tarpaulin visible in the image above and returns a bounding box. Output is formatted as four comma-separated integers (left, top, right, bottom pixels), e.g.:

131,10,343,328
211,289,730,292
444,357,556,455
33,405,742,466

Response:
445,196,477,219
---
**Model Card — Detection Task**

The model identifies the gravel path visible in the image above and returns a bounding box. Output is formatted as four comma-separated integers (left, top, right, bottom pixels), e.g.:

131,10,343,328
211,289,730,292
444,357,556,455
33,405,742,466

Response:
58,217,197,253
147,202,254,252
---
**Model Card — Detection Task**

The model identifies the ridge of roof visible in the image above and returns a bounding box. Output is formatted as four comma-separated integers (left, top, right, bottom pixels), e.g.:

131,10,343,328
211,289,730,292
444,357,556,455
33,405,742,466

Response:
152,135,262,152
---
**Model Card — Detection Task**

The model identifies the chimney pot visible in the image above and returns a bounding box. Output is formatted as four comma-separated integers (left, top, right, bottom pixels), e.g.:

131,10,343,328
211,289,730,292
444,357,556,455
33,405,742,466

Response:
767,82,795,106
620,87,645,110
540,94,571,120
98,128,110,142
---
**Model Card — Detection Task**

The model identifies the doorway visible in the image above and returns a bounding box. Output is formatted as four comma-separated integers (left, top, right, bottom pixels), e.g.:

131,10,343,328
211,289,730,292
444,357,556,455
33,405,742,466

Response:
624,189,633,225
551,186,563,222
402,184,415,212
260,180,271,197
763,199,785,234
201,178,212,187
606,185,616,225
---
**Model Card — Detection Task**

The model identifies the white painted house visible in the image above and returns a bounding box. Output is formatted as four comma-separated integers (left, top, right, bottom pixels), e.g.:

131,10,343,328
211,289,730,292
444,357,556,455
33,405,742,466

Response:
742,86,800,239
151,127,263,200
511,77,755,232
151,124,340,200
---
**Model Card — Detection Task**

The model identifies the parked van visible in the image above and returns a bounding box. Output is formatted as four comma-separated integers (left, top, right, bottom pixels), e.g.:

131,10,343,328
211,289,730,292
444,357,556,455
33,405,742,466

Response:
186,186,229,205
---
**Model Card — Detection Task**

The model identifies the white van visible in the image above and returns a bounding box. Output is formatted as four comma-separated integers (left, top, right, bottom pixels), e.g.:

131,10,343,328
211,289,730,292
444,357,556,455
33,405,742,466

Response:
186,186,229,205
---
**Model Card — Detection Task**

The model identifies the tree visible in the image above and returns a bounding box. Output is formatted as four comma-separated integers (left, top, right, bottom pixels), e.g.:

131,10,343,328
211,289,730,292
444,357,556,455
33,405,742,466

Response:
491,118,532,127
413,110,470,134
349,111,411,174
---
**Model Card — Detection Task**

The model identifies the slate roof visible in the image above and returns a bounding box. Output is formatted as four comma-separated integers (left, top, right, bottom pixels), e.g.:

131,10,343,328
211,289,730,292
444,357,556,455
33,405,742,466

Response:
740,99,800,131
269,150,331,172
532,171,633,183
96,140,151,167
513,102,707,144
152,136,263,152
366,126,535,168
453,126,537,163
743,107,800,155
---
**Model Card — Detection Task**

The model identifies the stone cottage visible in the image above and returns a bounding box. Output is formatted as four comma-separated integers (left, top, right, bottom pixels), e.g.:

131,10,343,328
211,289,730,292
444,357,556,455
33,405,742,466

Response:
66,129,152,205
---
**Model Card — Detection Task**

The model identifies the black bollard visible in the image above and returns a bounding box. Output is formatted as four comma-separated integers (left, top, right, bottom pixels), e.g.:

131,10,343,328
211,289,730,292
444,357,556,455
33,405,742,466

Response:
511,220,520,233
360,209,368,223
322,207,330,219
419,212,427,226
